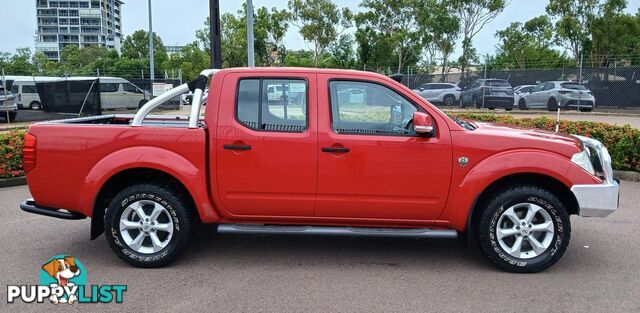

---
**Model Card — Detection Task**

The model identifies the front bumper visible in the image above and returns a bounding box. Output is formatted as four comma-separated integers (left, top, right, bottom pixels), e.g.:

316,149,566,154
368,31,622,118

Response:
571,135,620,217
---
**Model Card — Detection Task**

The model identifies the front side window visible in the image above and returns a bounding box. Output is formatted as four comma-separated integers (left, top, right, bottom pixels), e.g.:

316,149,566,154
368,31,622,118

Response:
123,83,142,93
330,81,418,135
237,78,307,132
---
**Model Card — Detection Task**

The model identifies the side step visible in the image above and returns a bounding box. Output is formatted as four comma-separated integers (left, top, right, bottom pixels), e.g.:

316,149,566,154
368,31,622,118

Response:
217,224,457,239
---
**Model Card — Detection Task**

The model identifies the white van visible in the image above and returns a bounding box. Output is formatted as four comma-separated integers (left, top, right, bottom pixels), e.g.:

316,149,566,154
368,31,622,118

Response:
7,76,151,111
9,77,54,110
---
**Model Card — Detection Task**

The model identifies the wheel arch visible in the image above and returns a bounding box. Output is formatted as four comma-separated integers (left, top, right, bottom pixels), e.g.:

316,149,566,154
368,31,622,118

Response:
84,146,219,240
90,167,200,240
464,172,579,245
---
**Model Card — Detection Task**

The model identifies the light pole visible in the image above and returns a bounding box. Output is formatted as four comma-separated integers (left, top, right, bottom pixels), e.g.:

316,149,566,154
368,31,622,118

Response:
247,0,255,67
209,0,222,68
148,0,155,85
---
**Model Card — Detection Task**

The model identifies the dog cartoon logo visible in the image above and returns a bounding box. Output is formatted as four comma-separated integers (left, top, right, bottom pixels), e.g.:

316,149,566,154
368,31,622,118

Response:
40,256,85,304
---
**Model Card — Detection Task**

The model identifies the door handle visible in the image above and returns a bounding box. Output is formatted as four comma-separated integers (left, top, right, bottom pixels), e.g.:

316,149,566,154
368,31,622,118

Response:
322,147,349,153
223,144,252,151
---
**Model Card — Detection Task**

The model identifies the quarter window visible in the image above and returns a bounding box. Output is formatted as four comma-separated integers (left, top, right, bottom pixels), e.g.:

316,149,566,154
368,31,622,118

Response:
236,79,307,132
329,81,418,135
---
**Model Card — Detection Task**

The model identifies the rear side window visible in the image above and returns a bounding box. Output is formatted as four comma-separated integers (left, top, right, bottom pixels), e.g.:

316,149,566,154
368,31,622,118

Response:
543,83,555,91
23,85,37,93
236,78,307,132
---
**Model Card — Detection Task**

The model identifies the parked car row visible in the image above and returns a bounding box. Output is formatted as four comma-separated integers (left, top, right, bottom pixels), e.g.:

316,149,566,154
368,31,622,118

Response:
0,86,18,122
411,79,595,112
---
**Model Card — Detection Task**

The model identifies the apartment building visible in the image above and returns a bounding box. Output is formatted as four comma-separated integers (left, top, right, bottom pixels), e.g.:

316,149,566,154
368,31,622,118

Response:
35,0,123,61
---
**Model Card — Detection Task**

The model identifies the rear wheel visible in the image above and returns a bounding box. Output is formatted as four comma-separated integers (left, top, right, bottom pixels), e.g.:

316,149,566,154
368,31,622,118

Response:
138,99,149,109
518,98,527,110
476,185,571,273
104,183,194,267
579,108,593,112
547,98,558,111
7,112,17,122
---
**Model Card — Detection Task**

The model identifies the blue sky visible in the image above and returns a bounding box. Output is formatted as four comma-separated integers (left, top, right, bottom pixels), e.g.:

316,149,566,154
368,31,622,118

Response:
1,0,639,58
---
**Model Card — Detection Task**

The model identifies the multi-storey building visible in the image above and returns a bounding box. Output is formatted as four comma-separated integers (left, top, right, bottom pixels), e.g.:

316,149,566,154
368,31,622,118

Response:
35,0,123,61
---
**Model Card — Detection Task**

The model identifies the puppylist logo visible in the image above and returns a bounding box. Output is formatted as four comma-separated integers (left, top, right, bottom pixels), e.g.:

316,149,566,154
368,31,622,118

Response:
7,255,127,304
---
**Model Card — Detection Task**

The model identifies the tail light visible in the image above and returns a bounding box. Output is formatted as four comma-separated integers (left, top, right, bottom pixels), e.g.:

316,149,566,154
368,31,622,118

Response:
23,132,36,174
559,90,571,95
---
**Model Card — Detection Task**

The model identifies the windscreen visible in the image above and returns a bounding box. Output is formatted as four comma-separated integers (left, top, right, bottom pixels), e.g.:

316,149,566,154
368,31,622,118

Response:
486,80,511,87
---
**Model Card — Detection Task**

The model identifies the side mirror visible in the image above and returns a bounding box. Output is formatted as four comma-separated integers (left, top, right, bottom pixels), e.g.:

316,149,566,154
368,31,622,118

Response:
413,112,434,135
419,87,424,91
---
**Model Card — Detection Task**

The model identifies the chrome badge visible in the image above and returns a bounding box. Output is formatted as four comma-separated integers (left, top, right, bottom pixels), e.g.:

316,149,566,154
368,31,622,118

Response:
458,157,469,167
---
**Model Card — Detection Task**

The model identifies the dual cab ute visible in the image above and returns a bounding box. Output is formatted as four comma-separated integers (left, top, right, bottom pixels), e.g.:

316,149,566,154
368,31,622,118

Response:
20,68,620,272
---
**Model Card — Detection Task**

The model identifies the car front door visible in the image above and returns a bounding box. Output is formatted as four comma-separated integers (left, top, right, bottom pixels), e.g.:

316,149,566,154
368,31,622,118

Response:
315,75,452,221
215,73,317,217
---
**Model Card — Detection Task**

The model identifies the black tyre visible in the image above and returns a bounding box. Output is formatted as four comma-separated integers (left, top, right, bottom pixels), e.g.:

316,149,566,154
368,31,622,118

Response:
547,98,558,111
138,99,149,109
476,185,571,273
30,101,42,110
518,99,528,110
505,103,513,111
443,94,456,106
104,183,194,268
579,108,593,112
7,112,17,122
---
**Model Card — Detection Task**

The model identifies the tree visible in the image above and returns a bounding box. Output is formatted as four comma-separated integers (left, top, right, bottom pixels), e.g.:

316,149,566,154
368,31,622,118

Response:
546,0,598,67
493,16,570,69
453,0,508,76
1,48,36,75
288,0,352,67
588,0,640,67
326,34,356,69
121,30,168,71
196,5,291,67
417,0,460,77
357,0,423,73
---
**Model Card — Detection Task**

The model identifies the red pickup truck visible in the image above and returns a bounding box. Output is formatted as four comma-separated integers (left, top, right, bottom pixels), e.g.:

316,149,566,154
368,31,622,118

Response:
20,68,619,272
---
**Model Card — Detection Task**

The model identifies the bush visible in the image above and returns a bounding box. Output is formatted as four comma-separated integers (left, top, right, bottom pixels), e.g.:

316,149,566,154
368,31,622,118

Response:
448,112,640,172
0,130,26,179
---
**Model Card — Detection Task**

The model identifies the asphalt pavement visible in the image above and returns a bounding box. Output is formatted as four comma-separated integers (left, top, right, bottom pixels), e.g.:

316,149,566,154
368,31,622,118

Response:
1,182,639,312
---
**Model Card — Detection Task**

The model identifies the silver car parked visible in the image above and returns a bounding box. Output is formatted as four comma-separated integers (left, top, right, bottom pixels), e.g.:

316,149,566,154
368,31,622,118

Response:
518,81,595,112
0,86,18,122
412,83,461,106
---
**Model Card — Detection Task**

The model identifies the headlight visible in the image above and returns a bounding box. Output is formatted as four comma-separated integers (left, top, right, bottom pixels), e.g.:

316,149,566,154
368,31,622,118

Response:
571,149,595,175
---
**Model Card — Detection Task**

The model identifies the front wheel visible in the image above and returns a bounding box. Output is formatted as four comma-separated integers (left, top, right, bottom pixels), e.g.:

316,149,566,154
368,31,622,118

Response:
104,183,194,267
477,185,571,273
443,94,456,106
518,99,527,110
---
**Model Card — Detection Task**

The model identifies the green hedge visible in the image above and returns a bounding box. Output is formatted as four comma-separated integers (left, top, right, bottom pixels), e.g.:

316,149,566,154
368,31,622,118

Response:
0,130,26,179
448,112,640,172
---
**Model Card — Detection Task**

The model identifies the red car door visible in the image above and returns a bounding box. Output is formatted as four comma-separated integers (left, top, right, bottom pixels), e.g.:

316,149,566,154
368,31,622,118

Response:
215,72,318,217
315,74,452,222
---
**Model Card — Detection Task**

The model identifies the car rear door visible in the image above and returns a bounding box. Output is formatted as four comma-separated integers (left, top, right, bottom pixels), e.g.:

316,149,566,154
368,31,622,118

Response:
215,72,318,217
315,74,452,221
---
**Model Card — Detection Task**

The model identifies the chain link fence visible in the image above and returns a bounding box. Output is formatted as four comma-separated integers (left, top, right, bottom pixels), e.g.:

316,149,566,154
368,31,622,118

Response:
0,69,186,124
401,66,640,110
